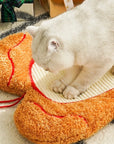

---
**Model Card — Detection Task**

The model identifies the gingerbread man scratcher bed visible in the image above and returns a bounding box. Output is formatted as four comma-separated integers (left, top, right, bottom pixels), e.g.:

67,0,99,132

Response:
0,32,114,144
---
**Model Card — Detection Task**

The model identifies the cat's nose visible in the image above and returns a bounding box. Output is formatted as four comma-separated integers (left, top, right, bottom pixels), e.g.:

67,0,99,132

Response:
45,68,49,71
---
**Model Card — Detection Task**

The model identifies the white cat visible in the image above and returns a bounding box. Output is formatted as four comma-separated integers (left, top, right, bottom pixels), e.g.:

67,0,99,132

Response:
27,0,114,99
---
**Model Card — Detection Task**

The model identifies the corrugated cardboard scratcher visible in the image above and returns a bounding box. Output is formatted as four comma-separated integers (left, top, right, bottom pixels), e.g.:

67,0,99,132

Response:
0,32,114,144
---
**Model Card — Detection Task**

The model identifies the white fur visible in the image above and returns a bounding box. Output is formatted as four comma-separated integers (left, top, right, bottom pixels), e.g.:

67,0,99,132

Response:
27,0,114,99
85,123,114,144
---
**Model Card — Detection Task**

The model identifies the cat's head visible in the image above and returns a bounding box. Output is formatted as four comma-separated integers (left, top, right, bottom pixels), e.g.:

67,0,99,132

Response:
26,26,75,73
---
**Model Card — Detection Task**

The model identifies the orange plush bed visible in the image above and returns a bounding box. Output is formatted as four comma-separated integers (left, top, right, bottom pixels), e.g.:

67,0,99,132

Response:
0,32,114,144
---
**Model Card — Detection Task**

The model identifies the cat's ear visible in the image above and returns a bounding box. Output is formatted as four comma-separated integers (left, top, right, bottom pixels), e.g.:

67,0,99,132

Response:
48,38,60,53
26,26,39,37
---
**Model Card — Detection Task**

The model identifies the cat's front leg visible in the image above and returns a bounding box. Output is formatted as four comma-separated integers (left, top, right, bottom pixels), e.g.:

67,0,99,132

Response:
52,66,81,93
63,63,112,99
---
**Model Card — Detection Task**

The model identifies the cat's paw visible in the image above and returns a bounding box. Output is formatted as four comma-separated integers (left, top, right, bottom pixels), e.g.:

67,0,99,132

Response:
52,80,66,93
63,86,80,99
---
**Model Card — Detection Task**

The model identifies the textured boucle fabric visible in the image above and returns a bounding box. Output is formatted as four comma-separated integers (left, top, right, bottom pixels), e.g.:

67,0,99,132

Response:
0,32,32,95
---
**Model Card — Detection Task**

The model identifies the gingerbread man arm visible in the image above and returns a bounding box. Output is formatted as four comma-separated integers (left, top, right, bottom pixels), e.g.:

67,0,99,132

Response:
14,88,114,144
0,33,32,95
